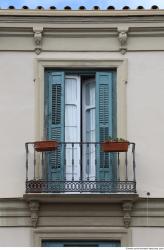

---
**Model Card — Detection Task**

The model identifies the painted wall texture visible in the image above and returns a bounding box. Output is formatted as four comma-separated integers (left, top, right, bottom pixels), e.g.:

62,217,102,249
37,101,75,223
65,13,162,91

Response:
0,228,32,246
0,10,164,247
132,227,164,246
0,52,164,197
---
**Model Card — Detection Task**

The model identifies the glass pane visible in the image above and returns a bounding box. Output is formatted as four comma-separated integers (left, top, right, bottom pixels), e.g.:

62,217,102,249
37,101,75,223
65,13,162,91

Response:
86,109,95,142
65,105,77,127
65,78,77,104
65,126,77,142
83,79,96,180
85,84,90,105
90,82,95,106
85,81,95,106
65,76,80,181
90,108,95,131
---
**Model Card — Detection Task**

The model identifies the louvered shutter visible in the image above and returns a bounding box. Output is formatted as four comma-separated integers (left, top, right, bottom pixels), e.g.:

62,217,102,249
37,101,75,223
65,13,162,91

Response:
96,72,116,181
47,71,65,181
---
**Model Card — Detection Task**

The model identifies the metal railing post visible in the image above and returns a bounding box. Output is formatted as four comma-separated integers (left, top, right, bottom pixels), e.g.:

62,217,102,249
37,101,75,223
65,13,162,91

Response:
132,143,136,182
33,146,36,180
125,152,128,181
72,143,74,181
25,143,29,181
64,143,66,181
117,152,120,181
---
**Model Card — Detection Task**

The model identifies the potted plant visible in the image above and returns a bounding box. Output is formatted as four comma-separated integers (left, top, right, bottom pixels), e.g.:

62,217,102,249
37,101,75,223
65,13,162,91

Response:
101,137,129,152
34,140,58,152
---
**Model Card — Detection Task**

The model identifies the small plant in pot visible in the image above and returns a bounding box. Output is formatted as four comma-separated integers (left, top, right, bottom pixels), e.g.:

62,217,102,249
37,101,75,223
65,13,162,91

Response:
101,137,129,152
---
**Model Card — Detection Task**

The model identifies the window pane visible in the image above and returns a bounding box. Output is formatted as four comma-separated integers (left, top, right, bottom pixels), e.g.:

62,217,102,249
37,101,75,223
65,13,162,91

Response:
85,81,95,106
65,78,77,104
65,105,77,127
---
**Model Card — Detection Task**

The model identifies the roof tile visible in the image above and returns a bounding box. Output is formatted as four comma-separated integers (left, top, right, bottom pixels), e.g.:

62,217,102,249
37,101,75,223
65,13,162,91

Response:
4,5,161,11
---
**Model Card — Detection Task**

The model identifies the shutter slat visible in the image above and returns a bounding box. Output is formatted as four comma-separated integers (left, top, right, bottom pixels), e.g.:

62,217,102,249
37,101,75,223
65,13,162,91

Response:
96,72,116,181
47,71,65,180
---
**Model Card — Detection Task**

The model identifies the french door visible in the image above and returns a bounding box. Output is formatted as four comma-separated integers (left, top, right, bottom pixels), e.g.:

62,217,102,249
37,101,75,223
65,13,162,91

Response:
45,71,116,182
64,75,96,181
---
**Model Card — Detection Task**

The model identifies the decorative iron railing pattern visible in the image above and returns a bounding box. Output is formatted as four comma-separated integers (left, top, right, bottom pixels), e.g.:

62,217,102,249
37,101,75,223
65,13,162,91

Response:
25,141,136,193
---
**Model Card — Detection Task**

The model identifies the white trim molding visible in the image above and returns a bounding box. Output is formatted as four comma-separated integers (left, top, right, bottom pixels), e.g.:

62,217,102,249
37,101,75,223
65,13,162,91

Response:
33,227,132,247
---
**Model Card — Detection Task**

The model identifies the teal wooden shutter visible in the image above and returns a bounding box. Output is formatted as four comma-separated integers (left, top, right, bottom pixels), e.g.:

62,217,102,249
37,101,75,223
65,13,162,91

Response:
47,71,65,181
96,72,116,181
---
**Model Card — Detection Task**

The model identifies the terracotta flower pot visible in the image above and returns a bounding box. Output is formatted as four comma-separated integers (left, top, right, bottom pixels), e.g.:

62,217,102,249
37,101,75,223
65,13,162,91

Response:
34,140,58,152
101,141,129,152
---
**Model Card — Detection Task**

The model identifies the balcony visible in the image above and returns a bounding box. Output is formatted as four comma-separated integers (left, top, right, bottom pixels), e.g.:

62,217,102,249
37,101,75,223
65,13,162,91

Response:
25,141,137,194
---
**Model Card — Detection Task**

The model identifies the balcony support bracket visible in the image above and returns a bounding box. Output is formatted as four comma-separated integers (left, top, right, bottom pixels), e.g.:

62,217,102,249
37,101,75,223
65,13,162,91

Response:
117,27,129,54
122,201,133,228
29,200,40,228
33,26,43,55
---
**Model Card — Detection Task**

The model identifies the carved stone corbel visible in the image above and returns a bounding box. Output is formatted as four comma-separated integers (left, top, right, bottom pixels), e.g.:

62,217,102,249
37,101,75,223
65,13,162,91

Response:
118,28,129,55
29,201,40,227
33,27,43,55
122,201,133,228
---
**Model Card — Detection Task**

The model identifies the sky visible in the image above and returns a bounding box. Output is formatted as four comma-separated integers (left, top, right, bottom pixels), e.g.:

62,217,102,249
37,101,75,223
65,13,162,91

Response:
0,0,164,9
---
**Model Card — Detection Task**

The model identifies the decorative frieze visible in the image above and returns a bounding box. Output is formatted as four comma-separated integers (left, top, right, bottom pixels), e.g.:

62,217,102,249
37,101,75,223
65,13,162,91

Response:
0,198,164,228
33,26,43,55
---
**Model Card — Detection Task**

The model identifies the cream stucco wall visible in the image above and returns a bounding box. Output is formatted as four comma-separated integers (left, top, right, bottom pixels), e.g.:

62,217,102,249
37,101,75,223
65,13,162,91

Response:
0,53,35,197
127,52,164,197
0,227,32,246
0,52,164,198
132,227,164,246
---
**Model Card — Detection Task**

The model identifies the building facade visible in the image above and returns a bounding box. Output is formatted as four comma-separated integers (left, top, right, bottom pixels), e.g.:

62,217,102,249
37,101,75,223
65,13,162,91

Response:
0,7,164,246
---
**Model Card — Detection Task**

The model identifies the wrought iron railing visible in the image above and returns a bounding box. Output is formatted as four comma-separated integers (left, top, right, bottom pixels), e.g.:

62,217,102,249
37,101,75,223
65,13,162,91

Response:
25,141,136,193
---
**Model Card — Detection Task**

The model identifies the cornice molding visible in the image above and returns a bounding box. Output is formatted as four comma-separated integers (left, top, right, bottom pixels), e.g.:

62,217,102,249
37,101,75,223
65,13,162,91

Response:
0,11,164,26
0,26,164,36
0,9,164,17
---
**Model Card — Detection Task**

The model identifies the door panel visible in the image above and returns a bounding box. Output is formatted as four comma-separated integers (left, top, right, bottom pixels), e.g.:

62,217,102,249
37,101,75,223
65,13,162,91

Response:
65,76,81,181
82,78,96,180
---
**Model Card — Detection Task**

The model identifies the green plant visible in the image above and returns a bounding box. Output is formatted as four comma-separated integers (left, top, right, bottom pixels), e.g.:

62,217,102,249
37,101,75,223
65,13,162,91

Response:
106,137,127,142
102,137,129,152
